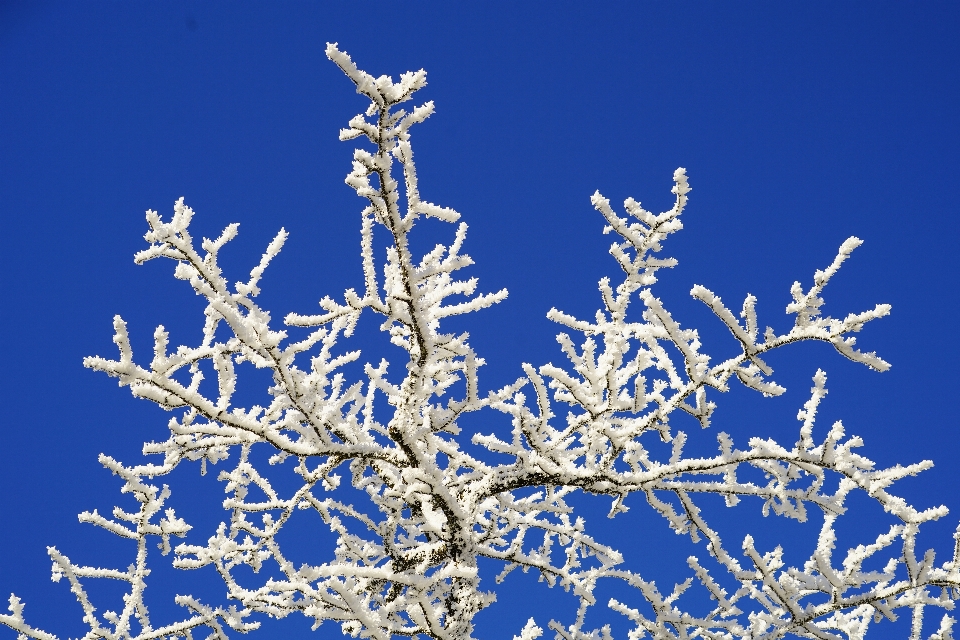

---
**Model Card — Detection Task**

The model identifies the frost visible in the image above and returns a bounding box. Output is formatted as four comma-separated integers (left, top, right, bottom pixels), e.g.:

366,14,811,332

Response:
5,44,958,640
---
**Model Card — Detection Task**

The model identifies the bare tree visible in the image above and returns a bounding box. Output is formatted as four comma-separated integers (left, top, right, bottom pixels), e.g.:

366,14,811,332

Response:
4,45,959,640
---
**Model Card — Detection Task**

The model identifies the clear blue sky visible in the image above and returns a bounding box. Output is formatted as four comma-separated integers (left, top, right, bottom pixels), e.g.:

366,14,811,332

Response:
1,3,958,638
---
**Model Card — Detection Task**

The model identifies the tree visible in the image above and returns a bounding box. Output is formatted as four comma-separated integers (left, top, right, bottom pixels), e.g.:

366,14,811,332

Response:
3,43,959,640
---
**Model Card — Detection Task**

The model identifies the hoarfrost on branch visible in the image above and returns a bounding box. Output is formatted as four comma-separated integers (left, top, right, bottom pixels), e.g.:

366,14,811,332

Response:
4,45,959,640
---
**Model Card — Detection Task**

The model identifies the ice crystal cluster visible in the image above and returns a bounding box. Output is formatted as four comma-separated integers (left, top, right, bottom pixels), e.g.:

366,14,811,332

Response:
4,45,960,640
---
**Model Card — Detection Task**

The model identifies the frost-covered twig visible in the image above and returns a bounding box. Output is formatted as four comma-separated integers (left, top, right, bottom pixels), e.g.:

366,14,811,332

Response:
1,457,257,639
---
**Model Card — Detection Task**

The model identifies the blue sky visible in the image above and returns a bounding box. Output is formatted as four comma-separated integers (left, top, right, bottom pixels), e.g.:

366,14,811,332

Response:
1,2,958,638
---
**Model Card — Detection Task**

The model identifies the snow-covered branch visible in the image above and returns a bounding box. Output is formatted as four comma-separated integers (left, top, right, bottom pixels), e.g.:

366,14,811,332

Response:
1,456,256,640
